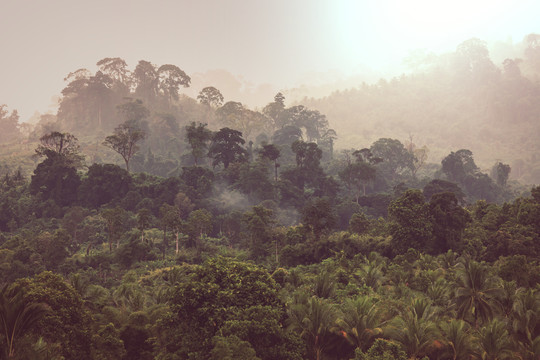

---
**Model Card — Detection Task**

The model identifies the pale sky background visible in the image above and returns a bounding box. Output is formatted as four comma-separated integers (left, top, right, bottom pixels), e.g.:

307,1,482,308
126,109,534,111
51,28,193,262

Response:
1,0,538,121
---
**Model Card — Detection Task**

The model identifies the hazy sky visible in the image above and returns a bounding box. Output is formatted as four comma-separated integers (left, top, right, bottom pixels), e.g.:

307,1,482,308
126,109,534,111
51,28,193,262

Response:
1,0,538,121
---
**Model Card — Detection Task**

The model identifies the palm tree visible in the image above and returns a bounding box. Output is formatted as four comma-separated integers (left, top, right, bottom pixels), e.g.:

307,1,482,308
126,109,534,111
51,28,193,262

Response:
0,285,49,358
439,319,476,360
475,319,514,360
454,260,503,328
313,271,335,299
387,297,440,360
288,296,337,360
530,335,540,360
356,263,385,291
426,278,452,309
511,288,540,357
336,295,383,352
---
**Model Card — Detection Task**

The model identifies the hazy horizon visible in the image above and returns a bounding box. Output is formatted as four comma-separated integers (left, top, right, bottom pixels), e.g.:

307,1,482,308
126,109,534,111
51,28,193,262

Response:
1,0,539,121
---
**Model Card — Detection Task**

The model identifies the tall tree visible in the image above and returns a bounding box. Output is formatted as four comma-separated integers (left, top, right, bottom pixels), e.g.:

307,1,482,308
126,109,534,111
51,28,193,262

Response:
96,57,130,94
491,162,511,187
157,64,191,106
35,131,84,167
454,260,503,328
103,121,146,172
101,207,126,251
302,197,336,240
262,92,286,131
441,149,478,184
288,296,337,360
197,86,224,108
257,144,281,182
136,208,152,242
428,192,470,253
388,189,433,254
207,127,248,169
243,205,275,259
337,296,383,352
185,122,213,165
370,138,414,183
31,133,83,207
217,102,266,139
0,105,20,143
133,60,159,105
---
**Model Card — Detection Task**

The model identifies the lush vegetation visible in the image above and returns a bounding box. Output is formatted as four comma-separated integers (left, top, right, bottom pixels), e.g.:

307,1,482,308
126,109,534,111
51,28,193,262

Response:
0,36,540,359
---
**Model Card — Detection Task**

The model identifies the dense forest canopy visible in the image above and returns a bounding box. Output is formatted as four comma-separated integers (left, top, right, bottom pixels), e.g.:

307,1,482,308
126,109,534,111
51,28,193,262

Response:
0,35,540,359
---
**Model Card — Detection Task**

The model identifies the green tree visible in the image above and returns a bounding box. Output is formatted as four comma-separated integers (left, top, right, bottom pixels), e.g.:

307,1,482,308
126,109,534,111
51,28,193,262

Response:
57,69,116,132
272,125,303,147
243,205,275,259
101,207,126,252
354,339,407,360
454,260,503,328
262,92,286,131
428,192,471,253
441,149,478,184
35,131,84,167
11,272,94,360
185,209,213,248
283,140,324,192
133,60,159,105
78,163,132,208
258,143,281,182
136,208,152,242
208,127,248,169
92,323,126,360
103,120,146,172
491,162,511,187
439,319,476,360
156,257,292,359
159,203,183,255
370,138,414,183
0,285,49,359
349,212,371,234
180,165,215,202
476,319,514,360
96,57,130,94
288,296,337,360
185,121,213,165
387,298,440,360
339,160,377,201
157,64,191,105
302,197,336,240
30,151,81,208
210,335,260,360
388,189,433,254
198,86,224,108
423,179,466,205
337,296,383,352
511,288,540,356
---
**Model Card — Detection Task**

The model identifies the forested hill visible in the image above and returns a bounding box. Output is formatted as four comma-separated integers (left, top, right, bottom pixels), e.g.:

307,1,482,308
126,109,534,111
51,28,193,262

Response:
298,37,540,184
1,37,540,360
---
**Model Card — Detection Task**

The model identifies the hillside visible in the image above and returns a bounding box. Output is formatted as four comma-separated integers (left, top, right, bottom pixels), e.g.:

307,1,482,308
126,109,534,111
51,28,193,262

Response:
297,37,540,184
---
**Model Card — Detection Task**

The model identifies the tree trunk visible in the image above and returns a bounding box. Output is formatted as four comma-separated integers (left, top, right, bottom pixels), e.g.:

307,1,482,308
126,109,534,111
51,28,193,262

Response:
175,232,179,254
162,225,167,260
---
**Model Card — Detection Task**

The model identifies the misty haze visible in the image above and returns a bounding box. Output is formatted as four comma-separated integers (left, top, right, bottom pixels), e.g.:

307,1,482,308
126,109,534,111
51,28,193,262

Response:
1,1,540,359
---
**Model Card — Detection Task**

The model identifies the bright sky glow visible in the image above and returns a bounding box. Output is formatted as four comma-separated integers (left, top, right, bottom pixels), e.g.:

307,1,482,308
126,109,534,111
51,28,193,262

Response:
0,0,538,120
